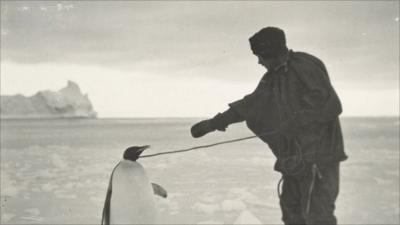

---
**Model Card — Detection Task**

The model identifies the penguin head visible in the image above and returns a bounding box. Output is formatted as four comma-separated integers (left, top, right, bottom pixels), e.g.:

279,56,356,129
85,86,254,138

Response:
123,145,150,161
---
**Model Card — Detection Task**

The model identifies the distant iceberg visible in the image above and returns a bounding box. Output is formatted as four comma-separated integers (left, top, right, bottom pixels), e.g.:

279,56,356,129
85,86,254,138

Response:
1,81,97,119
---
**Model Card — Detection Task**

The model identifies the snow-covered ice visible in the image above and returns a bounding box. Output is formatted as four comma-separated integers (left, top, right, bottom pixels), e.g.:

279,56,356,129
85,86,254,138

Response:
233,210,263,224
0,118,398,224
221,200,247,212
193,202,221,214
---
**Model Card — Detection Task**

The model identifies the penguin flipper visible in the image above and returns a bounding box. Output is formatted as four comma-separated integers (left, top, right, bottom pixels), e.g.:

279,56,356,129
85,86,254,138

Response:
102,162,120,225
101,183,112,225
151,183,167,198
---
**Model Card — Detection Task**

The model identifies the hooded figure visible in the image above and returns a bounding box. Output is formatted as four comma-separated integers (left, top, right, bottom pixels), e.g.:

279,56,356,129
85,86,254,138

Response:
191,27,346,225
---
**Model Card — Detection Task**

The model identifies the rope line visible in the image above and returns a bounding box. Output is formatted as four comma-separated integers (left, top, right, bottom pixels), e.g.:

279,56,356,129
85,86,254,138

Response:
139,130,277,159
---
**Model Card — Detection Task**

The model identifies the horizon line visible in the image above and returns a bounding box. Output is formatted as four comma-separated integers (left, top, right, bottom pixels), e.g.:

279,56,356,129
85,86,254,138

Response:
98,115,399,119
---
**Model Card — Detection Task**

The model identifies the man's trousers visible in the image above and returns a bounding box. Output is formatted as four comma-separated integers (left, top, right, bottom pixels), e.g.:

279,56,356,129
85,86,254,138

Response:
279,163,340,225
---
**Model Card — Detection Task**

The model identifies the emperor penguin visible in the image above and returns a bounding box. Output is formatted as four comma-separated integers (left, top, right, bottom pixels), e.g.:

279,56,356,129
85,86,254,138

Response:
102,145,167,225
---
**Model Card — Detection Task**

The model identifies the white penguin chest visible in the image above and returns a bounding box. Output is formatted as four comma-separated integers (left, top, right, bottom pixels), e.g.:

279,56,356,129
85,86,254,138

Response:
110,161,156,224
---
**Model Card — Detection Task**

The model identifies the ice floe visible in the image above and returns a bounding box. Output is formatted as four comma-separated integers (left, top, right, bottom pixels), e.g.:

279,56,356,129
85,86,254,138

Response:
51,153,68,169
1,213,15,223
41,183,59,192
221,199,247,212
197,220,224,224
192,202,221,214
233,210,263,224
1,173,20,197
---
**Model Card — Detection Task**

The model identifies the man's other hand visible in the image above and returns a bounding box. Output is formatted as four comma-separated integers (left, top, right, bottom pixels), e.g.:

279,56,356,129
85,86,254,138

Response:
191,119,216,138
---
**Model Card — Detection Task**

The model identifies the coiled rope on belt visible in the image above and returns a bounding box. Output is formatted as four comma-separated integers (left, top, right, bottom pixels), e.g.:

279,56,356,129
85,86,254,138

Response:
139,130,278,159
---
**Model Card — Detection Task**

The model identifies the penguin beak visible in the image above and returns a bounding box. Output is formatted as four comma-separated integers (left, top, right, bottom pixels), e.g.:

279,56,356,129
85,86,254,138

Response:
139,145,150,152
135,145,150,159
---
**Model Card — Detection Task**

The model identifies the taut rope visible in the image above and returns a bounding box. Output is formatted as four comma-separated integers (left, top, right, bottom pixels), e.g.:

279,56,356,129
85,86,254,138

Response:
139,130,277,159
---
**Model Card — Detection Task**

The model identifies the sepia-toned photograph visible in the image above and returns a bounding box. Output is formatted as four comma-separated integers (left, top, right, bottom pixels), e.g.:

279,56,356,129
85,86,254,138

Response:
0,1,399,224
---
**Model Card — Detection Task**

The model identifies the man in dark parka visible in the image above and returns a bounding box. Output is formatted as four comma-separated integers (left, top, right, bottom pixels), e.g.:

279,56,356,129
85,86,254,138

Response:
190,27,347,225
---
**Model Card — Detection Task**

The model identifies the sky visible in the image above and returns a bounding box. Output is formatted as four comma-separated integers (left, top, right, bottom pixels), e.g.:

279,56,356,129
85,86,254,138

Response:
1,1,399,117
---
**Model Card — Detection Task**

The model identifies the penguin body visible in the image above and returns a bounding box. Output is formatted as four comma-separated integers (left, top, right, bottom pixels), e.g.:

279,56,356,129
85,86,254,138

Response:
110,160,156,224
102,146,167,225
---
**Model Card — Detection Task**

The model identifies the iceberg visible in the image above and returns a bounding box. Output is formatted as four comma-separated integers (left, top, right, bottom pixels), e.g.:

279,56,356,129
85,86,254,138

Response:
1,81,97,119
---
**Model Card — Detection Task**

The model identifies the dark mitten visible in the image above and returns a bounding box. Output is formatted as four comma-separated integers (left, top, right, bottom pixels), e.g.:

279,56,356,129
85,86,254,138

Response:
190,119,216,138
